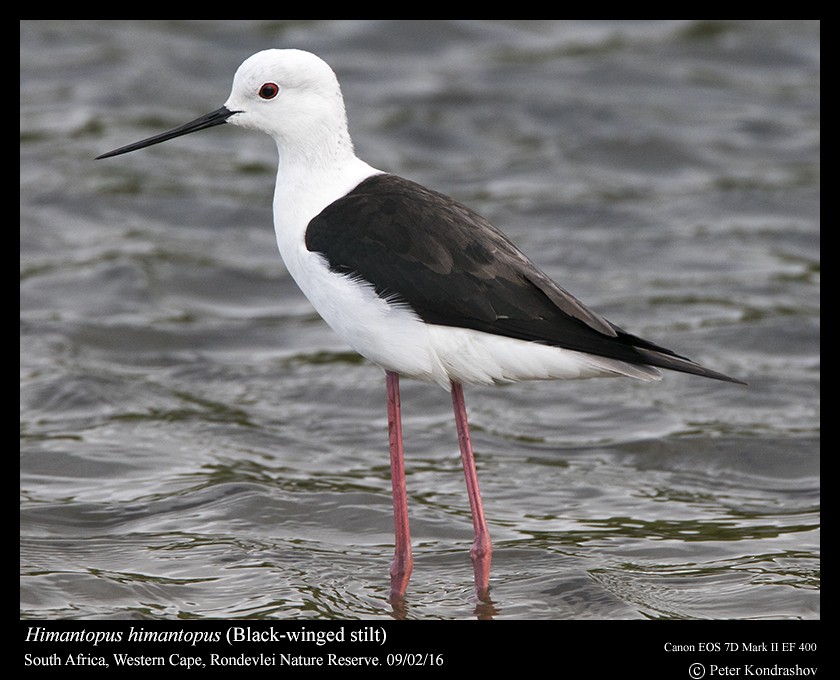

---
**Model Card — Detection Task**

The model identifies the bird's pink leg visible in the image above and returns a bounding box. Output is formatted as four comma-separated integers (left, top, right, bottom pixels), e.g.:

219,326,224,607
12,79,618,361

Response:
450,381,492,601
386,371,413,600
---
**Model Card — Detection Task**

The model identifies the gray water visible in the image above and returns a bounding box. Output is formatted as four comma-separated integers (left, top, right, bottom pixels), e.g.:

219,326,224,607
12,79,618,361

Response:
20,20,819,620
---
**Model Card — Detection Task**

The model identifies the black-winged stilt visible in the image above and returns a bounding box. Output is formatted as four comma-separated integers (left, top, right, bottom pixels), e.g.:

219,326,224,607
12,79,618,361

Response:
97,49,745,602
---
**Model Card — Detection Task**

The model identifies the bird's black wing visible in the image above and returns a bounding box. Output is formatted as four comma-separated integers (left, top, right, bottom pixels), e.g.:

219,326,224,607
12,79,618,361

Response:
305,174,742,383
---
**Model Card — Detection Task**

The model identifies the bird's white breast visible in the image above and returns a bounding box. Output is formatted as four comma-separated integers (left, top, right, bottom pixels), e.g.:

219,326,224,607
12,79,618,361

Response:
270,159,447,383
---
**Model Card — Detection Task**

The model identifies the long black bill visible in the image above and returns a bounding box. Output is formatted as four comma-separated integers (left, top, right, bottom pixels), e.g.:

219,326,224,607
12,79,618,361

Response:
96,106,236,160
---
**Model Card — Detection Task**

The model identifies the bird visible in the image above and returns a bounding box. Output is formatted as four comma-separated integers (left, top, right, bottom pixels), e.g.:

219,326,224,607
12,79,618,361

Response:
97,48,745,603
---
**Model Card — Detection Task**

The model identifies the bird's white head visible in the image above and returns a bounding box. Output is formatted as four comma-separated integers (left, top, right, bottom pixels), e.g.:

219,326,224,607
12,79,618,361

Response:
97,49,355,166
224,50,351,153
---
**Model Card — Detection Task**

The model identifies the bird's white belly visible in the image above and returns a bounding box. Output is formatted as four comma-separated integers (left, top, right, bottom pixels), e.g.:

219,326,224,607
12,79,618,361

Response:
278,244,656,388
283,247,450,382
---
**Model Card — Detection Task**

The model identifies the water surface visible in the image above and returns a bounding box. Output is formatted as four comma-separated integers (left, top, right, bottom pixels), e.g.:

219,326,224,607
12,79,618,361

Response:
20,20,819,620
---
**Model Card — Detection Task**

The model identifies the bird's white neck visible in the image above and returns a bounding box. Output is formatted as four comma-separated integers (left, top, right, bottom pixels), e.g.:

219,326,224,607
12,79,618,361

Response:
270,137,380,282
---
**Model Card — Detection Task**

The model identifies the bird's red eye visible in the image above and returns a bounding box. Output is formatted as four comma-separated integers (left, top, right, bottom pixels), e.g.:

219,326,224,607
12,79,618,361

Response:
259,82,279,100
